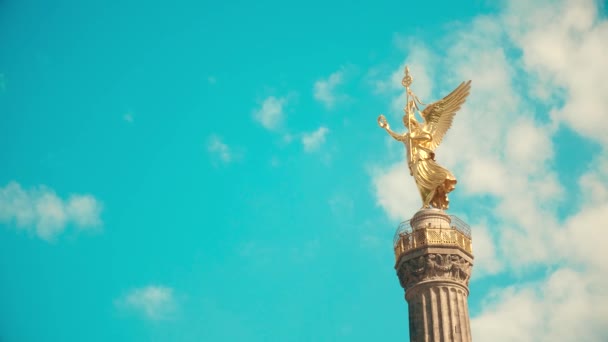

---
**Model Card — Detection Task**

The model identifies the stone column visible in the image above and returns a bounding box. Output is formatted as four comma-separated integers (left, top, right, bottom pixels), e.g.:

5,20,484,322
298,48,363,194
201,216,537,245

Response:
394,209,474,342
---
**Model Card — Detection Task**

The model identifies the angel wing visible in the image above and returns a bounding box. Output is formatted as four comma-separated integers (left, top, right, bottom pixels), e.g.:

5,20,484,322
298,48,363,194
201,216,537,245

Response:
420,80,471,151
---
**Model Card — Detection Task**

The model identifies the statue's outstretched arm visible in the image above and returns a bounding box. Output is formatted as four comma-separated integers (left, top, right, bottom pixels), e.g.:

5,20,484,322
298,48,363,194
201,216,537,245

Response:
385,127,407,142
377,114,406,142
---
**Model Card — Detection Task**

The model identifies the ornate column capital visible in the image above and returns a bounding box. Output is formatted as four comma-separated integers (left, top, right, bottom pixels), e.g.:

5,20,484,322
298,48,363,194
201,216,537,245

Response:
397,250,473,295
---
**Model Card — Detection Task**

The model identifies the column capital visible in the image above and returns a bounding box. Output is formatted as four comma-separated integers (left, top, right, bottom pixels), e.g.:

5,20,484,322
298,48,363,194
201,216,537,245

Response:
397,249,473,295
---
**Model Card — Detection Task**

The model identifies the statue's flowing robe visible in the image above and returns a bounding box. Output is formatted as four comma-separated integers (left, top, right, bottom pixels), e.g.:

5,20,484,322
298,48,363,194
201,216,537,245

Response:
406,139,456,209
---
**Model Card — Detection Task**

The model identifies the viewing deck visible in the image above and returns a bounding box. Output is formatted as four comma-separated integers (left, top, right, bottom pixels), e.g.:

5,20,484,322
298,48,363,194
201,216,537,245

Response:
393,213,472,262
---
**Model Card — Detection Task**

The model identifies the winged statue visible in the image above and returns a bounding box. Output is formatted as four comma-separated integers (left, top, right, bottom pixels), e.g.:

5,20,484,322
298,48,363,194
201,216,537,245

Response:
378,67,471,210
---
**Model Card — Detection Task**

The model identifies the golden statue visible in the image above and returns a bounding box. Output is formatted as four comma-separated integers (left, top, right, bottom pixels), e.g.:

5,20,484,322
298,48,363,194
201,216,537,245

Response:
378,67,471,210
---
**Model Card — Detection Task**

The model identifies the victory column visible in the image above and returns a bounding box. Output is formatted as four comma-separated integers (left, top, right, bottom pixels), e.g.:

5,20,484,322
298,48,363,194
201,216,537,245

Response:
378,67,474,342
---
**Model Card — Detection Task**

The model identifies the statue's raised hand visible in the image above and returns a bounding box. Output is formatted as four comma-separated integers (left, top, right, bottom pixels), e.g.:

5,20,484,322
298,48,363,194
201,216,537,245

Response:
377,114,389,129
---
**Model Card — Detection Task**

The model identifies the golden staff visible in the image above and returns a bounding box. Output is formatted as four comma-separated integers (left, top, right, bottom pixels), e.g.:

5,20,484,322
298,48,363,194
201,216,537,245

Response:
402,67,414,173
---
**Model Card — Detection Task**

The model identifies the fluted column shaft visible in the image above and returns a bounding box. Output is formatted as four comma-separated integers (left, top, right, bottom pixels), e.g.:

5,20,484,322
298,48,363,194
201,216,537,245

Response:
406,282,471,342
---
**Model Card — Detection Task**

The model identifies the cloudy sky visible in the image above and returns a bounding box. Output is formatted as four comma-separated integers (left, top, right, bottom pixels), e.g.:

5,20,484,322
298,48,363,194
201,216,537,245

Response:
1,0,608,340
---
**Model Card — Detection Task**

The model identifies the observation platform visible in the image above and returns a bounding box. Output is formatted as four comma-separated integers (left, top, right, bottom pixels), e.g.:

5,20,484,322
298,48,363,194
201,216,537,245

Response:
393,209,472,263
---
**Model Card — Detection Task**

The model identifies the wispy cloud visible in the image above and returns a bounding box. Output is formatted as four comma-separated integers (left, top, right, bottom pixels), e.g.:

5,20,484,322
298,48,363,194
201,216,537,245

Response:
116,285,175,320
0,181,103,241
207,135,232,163
253,96,287,131
123,112,134,123
301,126,329,152
313,69,344,109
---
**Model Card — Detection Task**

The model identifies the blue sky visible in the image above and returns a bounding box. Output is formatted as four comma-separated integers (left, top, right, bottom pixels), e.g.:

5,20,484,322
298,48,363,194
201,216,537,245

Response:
1,0,608,341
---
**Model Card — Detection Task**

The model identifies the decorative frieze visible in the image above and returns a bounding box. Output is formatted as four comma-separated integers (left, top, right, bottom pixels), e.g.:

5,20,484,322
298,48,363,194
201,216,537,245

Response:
397,253,473,291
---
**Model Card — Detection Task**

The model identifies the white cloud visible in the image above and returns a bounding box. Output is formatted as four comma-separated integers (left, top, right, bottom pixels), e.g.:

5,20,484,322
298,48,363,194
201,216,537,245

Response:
301,126,329,152
207,135,232,163
472,268,608,341
372,163,420,221
471,153,608,341
505,0,608,146
577,157,608,205
66,195,103,228
313,69,344,108
0,181,103,241
34,192,67,239
559,155,608,272
253,96,287,131
117,285,175,320
469,224,501,276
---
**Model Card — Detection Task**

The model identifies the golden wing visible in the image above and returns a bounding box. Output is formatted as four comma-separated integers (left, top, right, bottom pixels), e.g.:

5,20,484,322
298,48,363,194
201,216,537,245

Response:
421,80,471,151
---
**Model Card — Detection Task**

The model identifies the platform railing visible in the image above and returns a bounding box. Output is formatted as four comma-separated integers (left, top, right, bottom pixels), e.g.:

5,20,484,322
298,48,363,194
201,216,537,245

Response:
393,215,472,262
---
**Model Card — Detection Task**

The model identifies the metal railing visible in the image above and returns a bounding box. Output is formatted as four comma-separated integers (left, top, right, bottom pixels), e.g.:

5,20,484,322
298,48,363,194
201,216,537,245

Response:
393,215,473,261
394,215,471,245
